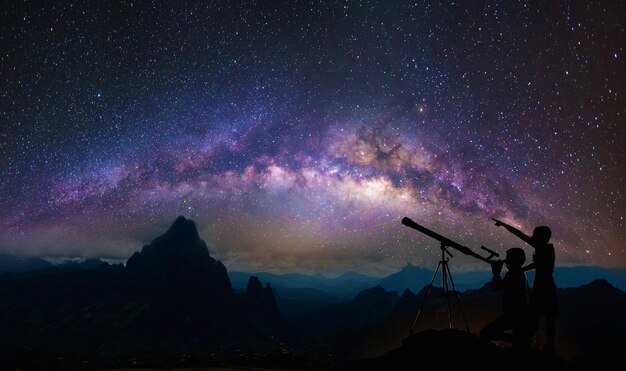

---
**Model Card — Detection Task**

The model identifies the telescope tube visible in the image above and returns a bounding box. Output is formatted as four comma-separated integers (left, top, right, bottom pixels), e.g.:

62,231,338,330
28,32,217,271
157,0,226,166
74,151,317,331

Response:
401,217,492,263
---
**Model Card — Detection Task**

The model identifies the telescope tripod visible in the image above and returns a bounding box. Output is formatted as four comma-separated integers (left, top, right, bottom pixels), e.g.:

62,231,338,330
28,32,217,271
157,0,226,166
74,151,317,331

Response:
410,243,470,333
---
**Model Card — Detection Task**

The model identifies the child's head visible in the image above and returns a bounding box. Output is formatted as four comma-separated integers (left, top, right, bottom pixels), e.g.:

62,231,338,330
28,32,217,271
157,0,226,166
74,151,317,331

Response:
531,226,552,245
505,247,526,270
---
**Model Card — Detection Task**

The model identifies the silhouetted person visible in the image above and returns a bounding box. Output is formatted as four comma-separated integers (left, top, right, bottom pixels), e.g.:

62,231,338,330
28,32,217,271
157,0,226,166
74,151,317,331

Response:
493,219,558,352
480,247,529,348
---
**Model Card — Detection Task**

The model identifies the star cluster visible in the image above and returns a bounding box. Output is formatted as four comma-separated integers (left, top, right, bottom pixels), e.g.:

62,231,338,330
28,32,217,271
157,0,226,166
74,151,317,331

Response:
1,1,624,274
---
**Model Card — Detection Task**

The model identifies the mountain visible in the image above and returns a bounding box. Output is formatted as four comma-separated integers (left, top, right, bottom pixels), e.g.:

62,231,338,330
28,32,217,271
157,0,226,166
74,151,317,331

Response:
241,276,282,326
558,279,626,358
2,224,625,368
326,279,626,362
125,216,233,298
272,287,347,322
122,216,241,344
232,264,626,303
57,258,110,270
378,263,433,293
0,255,52,274
0,216,283,359
229,271,326,291
551,266,626,291
377,264,626,294
229,270,380,297
287,285,400,341
377,263,491,294
0,256,120,274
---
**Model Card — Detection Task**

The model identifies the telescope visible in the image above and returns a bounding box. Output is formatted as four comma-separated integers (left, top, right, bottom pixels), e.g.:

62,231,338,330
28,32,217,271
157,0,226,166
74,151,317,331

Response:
402,217,500,333
401,217,499,263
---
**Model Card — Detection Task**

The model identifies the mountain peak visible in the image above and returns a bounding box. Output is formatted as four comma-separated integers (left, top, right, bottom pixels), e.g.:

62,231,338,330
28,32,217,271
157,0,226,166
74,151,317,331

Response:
165,215,200,242
352,285,399,305
402,263,428,272
247,275,263,294
570,279,624,299
125,216,232,298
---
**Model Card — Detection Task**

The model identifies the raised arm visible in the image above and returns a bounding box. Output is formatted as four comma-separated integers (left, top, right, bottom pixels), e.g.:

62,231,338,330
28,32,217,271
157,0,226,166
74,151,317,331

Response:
522,262,536,272
492,218,534,246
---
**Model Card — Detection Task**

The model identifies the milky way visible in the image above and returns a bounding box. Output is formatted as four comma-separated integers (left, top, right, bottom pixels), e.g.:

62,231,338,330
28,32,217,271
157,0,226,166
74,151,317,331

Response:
1,1,624,274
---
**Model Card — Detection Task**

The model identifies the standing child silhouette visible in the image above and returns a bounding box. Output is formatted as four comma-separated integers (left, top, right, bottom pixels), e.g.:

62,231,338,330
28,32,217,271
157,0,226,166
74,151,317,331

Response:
492,219,558,352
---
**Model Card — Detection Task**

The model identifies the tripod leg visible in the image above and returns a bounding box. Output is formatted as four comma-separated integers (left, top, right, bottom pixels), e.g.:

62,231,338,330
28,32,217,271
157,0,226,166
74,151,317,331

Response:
445,262,470,332
442,262,453,329
411,261,442,333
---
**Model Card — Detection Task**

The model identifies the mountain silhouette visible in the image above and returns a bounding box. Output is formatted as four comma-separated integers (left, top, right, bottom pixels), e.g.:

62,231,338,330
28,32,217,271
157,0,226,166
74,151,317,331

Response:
0,216,283,360
558,279,626,360
379,263,433,293
241,276,282,326
58,258,112,270
227,265,626,300
1,225,625,369
122,216,239,345
317,279,626,363
286,284,400,341
379,264,626,294
229,270,380,297
126,216,232,296
0,254,52,274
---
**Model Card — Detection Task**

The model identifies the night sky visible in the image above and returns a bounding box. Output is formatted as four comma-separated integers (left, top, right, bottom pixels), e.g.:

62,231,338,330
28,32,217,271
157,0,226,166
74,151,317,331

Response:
1,1,624,275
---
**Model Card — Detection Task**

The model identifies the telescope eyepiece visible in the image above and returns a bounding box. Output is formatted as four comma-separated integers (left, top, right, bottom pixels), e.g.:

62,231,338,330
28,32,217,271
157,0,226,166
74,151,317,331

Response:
481,245,499,257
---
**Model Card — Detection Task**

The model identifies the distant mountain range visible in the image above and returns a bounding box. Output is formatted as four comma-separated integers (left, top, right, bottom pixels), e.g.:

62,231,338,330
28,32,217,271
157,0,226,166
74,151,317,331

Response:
377,263,626,293
229,270,380,296
0,254,52,273
1,217,625,368
3,253,625,297
229,263,626,297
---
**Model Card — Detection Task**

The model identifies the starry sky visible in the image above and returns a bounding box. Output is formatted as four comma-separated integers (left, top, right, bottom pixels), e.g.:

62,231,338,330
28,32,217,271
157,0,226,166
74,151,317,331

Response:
1,1,624,275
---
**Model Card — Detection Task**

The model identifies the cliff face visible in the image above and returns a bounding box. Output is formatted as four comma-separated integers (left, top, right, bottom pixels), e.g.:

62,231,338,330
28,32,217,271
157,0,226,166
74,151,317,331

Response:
123,216,237,343
245,276,282,326
125,216,233,299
